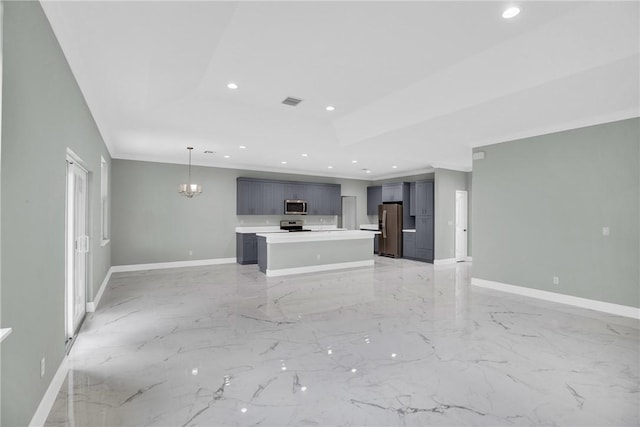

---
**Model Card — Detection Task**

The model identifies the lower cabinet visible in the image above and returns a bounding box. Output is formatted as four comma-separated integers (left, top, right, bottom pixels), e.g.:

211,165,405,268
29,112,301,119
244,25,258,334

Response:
414,215,434,262
403,217,433,262
402,232,416,259
236,233,258,264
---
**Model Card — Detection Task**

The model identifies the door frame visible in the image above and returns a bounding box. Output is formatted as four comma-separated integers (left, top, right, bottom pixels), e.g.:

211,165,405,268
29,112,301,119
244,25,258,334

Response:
65,149,90,350
455,190,468,262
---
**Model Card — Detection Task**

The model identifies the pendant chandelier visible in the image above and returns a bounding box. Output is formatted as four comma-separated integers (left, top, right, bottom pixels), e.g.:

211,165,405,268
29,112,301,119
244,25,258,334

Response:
178,147,202,198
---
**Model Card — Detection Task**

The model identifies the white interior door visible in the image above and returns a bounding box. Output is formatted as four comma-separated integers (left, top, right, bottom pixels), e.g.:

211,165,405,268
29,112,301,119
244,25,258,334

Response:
455,190,468,261
66,159,88,345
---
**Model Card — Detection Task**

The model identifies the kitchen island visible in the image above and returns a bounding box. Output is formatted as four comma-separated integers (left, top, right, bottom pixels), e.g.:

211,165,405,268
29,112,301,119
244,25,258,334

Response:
255,230,375,277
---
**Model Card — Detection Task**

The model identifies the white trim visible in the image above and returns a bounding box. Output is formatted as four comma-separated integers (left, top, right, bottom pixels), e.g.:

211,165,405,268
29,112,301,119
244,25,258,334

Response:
433,258,456,266
471,278,640,320
111,258,236,273
466,256,473,262
0,328,12,343
266,259,374,277
86,267,113,312
29,356,69,427
65,148,88,172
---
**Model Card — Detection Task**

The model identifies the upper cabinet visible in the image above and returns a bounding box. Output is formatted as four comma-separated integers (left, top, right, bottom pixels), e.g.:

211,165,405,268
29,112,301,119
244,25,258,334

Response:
415,180,434,216
366,186,382,215
381,182,404,202
237,178,341,215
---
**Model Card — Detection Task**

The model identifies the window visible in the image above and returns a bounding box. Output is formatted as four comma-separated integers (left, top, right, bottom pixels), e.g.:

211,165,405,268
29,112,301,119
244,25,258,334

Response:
100,156,110,245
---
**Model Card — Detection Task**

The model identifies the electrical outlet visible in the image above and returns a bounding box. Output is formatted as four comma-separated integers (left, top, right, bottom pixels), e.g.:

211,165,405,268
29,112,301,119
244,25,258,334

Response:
316,254,321,260
602,226,610,236
188,250,193,256
40,357,46,378
553,276,560,285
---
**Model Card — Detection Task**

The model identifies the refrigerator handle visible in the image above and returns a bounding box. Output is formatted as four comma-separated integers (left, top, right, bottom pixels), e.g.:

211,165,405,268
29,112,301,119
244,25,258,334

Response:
381,209,387,239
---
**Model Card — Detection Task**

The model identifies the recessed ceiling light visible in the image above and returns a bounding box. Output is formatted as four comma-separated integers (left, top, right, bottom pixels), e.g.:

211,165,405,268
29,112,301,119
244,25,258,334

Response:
224,155,231,159
502,6,520,19
281,161,287,164
227,82,238,89
326,106,335,111
239,145,246,149
301,153,308,157
366,170,372,174
327,166,333,169
351,160,358,164
392,165,398,169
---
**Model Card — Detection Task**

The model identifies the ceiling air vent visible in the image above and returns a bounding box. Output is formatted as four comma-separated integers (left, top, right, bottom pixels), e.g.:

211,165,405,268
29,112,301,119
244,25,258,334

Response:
282,97,303,107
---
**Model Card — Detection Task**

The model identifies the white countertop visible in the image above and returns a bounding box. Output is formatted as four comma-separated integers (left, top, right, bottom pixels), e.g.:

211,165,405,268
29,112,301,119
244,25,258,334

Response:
236,225,342,234
256,230,374,244
402,229,416,233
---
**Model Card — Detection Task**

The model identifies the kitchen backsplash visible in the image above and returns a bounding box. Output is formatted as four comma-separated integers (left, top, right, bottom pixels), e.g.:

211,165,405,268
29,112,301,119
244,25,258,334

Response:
236,215,338,226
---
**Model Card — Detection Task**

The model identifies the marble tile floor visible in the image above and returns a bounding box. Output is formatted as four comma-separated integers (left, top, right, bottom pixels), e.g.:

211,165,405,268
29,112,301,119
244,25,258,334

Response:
45,258,639,426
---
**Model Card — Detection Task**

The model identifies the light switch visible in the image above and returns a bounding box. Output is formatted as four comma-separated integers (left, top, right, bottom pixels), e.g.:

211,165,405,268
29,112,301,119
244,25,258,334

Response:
602,227,610,236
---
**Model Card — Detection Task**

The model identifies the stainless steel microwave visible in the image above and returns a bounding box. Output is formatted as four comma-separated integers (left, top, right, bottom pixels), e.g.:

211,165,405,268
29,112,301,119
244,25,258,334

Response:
284,200,308,215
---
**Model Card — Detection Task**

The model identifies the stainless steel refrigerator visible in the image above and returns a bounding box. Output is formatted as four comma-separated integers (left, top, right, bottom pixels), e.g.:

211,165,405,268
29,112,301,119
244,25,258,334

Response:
378,203,403,258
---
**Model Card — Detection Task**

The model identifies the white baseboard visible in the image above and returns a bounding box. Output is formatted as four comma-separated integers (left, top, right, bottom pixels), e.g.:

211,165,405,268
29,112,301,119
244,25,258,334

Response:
29,356,69,427
433,258,456,266
471,278,640,320
266,259,374,277
86,268,113,312
111,257,237,273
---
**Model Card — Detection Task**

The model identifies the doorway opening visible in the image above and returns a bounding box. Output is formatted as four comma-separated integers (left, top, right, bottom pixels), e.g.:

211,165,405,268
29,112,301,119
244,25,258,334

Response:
65,152,89,351
341,196,357,230
455,190,468,262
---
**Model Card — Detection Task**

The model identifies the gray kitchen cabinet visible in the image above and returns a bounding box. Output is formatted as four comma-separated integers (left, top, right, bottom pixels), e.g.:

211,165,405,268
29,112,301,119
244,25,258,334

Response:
308,183,341,215
236,233,258,264
262,181,284,215
326,184,342,215
367,186,382,215
237,179,263,215
284,182,309,201
382,182,404,202
403,232,416,259
409,182,416,216
415,215,434,262
415,180,434,216
237,178,341,216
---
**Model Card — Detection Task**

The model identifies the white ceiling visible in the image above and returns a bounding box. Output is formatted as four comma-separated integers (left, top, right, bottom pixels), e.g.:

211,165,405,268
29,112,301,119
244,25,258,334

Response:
41,1,639,180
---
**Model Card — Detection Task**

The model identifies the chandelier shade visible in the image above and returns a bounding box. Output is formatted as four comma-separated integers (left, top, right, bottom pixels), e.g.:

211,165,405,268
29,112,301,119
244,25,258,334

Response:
178,147,202,198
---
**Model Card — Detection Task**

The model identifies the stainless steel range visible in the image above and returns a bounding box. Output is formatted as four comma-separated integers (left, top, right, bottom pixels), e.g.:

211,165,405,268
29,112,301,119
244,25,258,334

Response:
280,220,312,232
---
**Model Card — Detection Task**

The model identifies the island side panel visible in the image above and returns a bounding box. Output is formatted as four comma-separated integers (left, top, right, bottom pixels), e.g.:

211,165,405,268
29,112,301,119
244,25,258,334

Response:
257,235,267,273
267,239,372,271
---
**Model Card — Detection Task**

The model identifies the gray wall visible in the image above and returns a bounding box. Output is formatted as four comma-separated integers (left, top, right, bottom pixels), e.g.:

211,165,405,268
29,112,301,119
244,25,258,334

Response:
111,159,370,265
434,168,469,261
472,118,639,307
1,2,112,426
